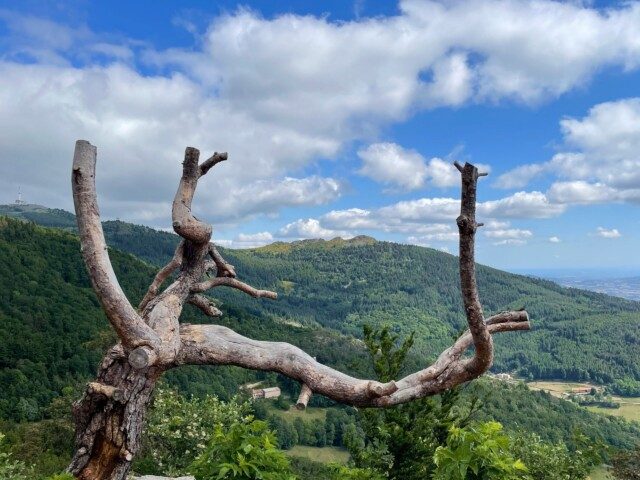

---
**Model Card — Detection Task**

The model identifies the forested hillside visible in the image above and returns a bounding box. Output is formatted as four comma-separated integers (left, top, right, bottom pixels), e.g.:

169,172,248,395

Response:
218,239,640,384
4,205,640,385
0,214,639,460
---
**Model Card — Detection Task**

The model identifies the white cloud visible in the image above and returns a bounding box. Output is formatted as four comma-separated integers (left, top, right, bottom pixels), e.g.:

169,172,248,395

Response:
479,191,566,219
484,228,532,240
211,176,343,222
357,143,429,190
494,163,549,189
595,227,621,238
2,2,640,226
497,98,640,208
549,236,561,243
214,231,275,248
492,239,527,246
357,145,490,191
278,218,350,239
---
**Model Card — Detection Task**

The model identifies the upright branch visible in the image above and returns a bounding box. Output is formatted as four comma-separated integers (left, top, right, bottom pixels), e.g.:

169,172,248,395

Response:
172,148,227,244
72,141,160,353
454,160,492,373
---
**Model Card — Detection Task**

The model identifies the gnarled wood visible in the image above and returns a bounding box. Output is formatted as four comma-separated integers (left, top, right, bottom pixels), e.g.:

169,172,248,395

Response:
70,140,530,480
175,310,529,407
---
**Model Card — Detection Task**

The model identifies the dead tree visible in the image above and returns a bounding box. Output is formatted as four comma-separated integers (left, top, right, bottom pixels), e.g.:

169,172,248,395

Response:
68,140,530,479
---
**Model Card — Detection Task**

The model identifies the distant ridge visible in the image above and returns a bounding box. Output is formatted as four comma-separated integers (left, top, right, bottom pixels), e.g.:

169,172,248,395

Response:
0,203,77,229
258,235,377,253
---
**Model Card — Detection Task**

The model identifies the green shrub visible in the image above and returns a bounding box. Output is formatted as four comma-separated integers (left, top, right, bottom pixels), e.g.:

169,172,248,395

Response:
190,420,295,480
138,388,251,476
433,422,528,480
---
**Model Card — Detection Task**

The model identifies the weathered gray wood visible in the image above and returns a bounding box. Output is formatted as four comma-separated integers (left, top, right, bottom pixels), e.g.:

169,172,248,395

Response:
70,141,530,480
71,140,161,353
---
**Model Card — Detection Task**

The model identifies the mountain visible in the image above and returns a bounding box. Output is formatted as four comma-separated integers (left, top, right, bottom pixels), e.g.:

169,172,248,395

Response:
0,203,77,229
0,214,639,451
2,204,639,385
219,241,640,384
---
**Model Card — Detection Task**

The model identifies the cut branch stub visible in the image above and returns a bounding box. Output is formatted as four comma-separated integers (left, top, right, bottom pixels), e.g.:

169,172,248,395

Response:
296,384,313,410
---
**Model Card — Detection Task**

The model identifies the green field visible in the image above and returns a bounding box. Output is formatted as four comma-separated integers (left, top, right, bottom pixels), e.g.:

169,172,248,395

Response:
527,380,640,423
285,445,350,464
588,465,611,479
270,405,328,422
587,397,640,422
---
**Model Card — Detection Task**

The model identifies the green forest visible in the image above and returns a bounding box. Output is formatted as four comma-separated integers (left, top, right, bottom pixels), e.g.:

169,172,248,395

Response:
0,210,639,479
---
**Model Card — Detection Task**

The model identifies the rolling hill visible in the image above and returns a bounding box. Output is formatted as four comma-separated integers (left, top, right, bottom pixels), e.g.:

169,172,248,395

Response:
0,213,639,451
3,204,640,385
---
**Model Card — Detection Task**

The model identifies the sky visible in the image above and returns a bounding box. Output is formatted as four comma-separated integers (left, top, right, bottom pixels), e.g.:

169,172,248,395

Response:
0,0,639,272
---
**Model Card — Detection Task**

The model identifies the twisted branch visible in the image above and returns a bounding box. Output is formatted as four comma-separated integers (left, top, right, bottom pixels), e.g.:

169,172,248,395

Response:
73,140,530,409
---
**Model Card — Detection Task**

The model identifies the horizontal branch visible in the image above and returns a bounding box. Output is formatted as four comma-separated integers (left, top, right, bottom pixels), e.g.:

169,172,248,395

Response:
72,140,160,352
191,276,277,299
176,310,529,407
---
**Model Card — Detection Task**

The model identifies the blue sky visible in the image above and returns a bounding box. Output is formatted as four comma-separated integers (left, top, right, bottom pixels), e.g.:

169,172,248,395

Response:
1,0,639,272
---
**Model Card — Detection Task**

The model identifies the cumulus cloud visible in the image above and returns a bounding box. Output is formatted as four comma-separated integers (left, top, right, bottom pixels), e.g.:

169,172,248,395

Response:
549,236,561,243
357,144,490,191
496,98,640,210
2,1,640,227
484,228,533,240
479,191,565,219
595,227,621,238
357,143,429,190
278,218,350,239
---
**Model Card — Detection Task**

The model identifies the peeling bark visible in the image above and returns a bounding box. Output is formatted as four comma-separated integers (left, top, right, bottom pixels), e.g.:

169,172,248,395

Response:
69,140,530,479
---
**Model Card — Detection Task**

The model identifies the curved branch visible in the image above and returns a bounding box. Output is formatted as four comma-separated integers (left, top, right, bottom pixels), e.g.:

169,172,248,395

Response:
191,276,278,299
176,310,530,407
139,240,185,312
72,140,160,352
172,148,227,244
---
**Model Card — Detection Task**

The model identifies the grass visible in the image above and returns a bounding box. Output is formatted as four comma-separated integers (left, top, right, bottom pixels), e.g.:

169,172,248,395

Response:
587,397,640,422
588,465,611,479
527,381,598,397
527,380,640,423
285,445,350,464
270,405,328,422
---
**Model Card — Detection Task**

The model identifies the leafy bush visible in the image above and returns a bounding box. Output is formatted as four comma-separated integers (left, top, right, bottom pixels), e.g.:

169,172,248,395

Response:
509,431,603,480
433,422,528,480
138,388,252,476
0,432,32,480
190,420,295,480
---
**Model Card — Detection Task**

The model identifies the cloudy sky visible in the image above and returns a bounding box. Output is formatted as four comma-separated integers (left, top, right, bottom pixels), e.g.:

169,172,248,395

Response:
1,0,639,271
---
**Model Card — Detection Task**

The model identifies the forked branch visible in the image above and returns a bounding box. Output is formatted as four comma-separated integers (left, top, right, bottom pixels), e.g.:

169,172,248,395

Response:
72,141,530,408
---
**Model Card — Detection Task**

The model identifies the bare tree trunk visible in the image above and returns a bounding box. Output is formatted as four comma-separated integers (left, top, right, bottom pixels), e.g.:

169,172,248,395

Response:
69,347,161,479
67,140,530,479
